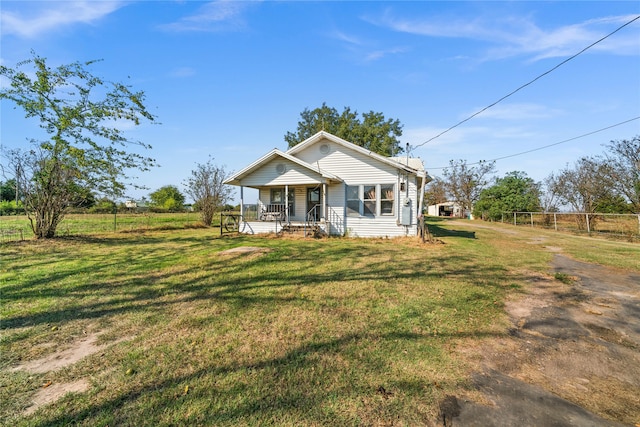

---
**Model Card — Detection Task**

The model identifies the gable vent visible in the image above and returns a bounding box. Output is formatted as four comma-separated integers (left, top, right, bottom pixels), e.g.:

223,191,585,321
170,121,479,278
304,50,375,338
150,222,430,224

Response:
276,164,286,174
319,143,330,154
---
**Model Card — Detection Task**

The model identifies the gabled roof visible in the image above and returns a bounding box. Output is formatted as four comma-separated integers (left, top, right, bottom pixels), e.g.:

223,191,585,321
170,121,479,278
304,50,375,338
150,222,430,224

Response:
223,148,341,186
288,131,425,177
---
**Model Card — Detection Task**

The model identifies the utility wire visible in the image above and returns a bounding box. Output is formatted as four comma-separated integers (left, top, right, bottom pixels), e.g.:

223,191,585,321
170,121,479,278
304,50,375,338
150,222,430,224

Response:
412,14,640,150
426,116,640,170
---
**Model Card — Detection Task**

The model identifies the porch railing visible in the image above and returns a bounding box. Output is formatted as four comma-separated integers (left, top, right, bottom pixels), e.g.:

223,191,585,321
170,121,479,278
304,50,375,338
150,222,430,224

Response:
259,204,287,222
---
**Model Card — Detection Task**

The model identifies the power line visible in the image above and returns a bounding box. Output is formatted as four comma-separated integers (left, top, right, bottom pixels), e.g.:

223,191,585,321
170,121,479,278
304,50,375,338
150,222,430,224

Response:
412,14,640,151
426,116,640,170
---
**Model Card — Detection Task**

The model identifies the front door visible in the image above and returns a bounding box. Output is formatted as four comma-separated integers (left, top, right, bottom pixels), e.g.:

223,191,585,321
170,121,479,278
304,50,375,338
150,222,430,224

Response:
307,187,321,222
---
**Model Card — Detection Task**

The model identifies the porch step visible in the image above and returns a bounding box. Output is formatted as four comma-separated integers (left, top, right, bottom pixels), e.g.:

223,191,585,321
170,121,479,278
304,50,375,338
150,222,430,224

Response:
280,223,321,237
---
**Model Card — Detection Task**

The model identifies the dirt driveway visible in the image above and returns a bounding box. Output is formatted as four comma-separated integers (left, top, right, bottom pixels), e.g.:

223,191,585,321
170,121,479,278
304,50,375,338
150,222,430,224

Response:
442,223,640,426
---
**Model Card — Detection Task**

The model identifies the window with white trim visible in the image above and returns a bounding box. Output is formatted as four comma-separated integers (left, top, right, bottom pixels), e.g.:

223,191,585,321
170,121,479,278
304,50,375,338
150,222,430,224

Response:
346,184,395,217
346,185,360,217
380,184,395,215
363,185,376,216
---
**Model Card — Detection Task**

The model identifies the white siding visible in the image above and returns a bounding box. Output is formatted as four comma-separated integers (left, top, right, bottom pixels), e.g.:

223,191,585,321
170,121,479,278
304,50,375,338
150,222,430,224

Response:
326,184,345,235
241,136,423,238
240,221,280,235
297,140,421,238
240,158,323,187
296,141,400,183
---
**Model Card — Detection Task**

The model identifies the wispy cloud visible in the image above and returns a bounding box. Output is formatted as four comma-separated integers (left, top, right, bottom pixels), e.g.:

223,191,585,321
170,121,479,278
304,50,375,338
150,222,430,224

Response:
329,29,363,46
1,1,124,38
367,11,640,62
364,46,409,62
327,28,408,62
159,0,256,33
169,67,197,78
463,103,562,121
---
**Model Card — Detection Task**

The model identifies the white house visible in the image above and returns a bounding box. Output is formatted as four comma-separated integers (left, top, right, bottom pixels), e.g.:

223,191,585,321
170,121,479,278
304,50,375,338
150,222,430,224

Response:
224,131,430,238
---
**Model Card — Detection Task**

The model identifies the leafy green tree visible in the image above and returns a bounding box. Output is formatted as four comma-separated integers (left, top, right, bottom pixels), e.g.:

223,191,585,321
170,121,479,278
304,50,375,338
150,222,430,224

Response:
0,52,157,238
473,171,541,221
442,159,496,216
285,103,404,156
184,158,232,226
89,197,117,214
69,185,96,209
0,180,17,202
149,185,185,212
594,194,633,214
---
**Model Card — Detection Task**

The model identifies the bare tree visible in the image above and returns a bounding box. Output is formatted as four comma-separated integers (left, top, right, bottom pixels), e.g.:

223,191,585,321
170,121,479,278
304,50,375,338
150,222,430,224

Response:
549,157,612,212
602,136,640,213
2,147,82,237
184,158,232,226
540,174,562,212
424,177,449,207
545,156,621,229
442,159,496,216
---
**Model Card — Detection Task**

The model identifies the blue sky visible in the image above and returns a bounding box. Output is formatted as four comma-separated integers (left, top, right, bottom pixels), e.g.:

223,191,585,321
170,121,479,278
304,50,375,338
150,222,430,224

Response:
1,1,639,203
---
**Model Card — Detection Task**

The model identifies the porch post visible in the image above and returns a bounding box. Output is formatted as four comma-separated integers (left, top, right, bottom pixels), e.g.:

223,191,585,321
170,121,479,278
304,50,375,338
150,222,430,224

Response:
240,186,244,217
322,183,327,220
285,185,289,222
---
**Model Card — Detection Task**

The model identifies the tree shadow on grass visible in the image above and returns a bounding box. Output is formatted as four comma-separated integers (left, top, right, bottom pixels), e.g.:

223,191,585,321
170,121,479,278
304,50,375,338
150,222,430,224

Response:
427,223,476,239
29,328,505,427
1,232,532,425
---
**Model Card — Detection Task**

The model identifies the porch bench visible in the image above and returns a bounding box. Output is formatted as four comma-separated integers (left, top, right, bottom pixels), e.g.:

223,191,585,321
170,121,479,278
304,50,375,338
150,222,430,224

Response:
259,204,286,221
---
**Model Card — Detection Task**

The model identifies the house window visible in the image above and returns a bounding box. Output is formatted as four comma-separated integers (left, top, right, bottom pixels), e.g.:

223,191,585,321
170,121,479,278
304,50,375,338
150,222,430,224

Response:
270,188,294,215
270,188,283,204
346,184,395,217
346,185,360,217
380,184,395,215
363,185,376,216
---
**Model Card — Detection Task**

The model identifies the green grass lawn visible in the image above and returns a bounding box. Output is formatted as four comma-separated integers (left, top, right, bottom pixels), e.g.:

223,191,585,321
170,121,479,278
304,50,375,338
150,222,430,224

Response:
1,219,637,426
0,212,204,240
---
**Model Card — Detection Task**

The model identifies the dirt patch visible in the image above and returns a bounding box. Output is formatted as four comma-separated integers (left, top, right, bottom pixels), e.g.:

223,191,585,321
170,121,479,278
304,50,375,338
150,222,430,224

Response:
13,332,105,374
452,254,640,426
218,246,271,259
23,379,89,416
13,332,130,416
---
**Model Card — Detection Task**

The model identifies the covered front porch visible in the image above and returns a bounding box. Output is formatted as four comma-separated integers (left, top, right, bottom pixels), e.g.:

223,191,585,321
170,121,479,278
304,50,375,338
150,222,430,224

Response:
223,145,345,236
235,184,331,235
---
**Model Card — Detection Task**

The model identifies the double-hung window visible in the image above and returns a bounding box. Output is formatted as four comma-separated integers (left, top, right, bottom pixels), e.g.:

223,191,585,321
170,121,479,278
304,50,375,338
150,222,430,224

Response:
346,184,395,217
346,185,360,217
363,185,376,216
380,184,395,215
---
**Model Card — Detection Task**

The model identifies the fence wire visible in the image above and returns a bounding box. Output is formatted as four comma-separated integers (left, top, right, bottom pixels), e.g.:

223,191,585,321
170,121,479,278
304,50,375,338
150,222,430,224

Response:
503,212,640,240
0,212,206,242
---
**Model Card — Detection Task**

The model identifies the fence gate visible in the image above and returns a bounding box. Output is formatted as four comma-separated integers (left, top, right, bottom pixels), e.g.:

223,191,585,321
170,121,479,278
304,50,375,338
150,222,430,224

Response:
220,212,240,236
